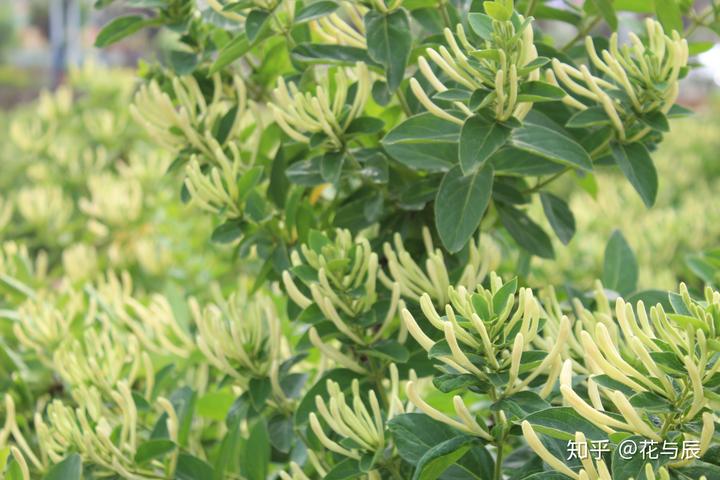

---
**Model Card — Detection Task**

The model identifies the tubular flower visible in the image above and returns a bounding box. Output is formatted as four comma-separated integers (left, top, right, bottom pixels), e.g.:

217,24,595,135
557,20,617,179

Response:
16,186,73,236
0,242,48,284
35,383,144,477
79,174,143,228
269,62,371,149
567,283,720,422
116,293,196,359
550,19,688,143
1,395,46,472
309,379,386,462
130,73,248,160
283,229,400,346
379,227,500,306
403,275,565,437
183,146,251,217
83,108,127,144
310,2,367,48
62,243,99,283
53,327,143,396
411,16,540,124
12,288,89,358
191,288,284,380
521,422,698,480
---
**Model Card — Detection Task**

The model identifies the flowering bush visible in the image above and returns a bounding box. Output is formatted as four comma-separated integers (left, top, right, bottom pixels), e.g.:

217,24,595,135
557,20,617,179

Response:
2,0,720,479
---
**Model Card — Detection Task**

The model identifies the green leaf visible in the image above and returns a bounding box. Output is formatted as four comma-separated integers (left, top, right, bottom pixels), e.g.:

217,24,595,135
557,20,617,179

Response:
517,81,567,103
94,15,149,47
389,413,468,463
134,439,176,464
525,407,608,441
211,220,243,244
655,0,683,34
483,1,512,21
435,165,494,253
566,106,611,128
360,339,410,363
611,142,658,207
381,113,460,172
321,151,346,184
467,13,493,39
295,1,339,24
324,459,364,480
498,205,555,259
602,230,638,296
639,111,669,132
268,414,294,453
490,148,565,176
365,9,412,91
459,116,511,175
243,420,270,480
210,33,250,74
412,436,477,480
44,454,82,480
176,453,215,480
346,116,385,136
540,192,575,245
491,391,551,419
291,44,378,67
246,9,270,42
590,0,618,30
511,122,592,172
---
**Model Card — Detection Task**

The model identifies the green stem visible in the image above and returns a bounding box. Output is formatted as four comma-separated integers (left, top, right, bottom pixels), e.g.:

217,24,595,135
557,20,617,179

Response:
561,16,601,52
439,0,452,28
522,167,570,194
494,441,505,480
396,88,413,117
524,0,538,17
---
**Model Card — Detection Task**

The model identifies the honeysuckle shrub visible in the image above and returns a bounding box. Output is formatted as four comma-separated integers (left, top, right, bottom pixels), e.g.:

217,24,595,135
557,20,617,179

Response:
1,1,720,480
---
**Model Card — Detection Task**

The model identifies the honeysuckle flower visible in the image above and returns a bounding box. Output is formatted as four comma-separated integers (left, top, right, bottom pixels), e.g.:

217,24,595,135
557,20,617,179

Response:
379,227,500,306
116,293,196,359
12,288,87,357
0,242,48,283
269,62,371,149
79,174,143,228
309,379,385,460
54,328,143,395
130,73,248,160
550,19,688,143
191,289,284,380
522,419,713,480
16,186,73,235
311,1,367,48
62,243,99,283
36,382,142,476
183,148,246,217
83,108,127,144
1,395,46,472
411,16,540,124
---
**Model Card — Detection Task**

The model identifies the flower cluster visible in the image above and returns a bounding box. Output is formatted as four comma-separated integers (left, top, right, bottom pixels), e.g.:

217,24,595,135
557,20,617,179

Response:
412,16,540,124
269,62,371,149
549,19,688,142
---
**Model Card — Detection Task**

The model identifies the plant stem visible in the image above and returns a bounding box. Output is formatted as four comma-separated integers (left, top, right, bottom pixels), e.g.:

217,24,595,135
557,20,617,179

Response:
439,1,452,28
522,168,570,194
561,17,601,52
525,0,538,17
494,441,505,480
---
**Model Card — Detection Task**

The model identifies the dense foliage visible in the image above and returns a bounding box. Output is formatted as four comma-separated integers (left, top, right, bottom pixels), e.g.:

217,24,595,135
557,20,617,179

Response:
2,0,720,479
